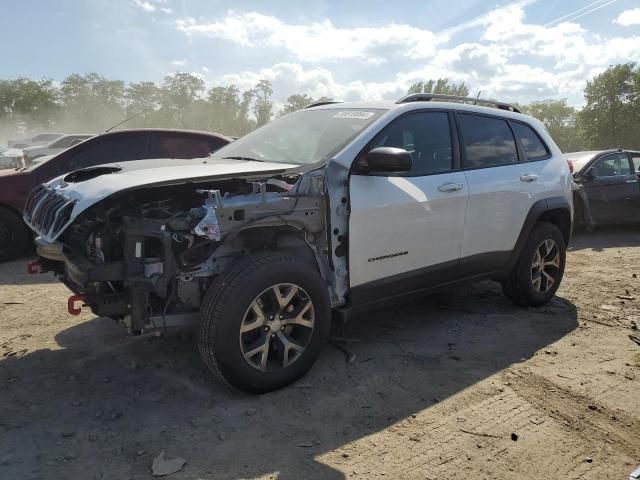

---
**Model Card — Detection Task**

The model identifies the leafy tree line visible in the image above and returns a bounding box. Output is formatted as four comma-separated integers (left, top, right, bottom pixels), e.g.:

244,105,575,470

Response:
1,63,639,152
0,73,328,142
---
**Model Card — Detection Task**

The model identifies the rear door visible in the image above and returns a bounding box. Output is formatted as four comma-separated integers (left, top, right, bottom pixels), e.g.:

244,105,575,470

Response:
582,152,638,223
348,110,468,295
458,113,548,271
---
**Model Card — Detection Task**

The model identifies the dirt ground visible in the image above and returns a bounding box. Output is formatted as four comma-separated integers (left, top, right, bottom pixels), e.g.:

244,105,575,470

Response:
1,228,639,480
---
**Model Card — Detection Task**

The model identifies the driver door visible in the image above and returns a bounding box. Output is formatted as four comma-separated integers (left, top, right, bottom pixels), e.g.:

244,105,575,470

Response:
583,152,639,224
348,111,468,303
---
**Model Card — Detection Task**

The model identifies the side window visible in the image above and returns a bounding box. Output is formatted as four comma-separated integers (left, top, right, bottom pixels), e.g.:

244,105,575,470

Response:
150,135,214,159
366,112,453,175
511,122,549,161
630,153,640,172
208,138,227,153
67,144,100,171
591,153,631,178
98,135,148,164
459,114,518,168
51,137,77,148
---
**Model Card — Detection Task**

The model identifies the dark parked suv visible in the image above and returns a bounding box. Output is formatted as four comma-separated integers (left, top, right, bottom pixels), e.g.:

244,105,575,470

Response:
0,128,231,261
566,149,640,229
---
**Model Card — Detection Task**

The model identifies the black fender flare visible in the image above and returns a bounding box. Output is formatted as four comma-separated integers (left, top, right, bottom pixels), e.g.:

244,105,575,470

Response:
507,196,572,269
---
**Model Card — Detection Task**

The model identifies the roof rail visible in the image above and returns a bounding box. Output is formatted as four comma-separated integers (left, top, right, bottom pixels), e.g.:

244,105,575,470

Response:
396,93,521,113
305,101,342,109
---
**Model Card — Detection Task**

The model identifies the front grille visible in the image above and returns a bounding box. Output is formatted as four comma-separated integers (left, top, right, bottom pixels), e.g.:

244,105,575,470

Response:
24,186,76,239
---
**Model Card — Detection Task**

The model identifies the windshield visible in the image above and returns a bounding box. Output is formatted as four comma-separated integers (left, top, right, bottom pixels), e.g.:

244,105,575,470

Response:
211,108,385,165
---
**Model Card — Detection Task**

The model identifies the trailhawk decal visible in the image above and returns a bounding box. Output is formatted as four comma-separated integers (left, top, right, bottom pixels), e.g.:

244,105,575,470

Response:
367,251,409,263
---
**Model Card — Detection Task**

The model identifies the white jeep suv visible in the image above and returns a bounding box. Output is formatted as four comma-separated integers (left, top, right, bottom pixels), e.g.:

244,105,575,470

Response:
25,94,573,393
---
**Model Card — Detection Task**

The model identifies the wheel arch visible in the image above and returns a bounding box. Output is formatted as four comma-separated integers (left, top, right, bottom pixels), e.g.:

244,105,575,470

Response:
508,196,572,269
229,225,323,274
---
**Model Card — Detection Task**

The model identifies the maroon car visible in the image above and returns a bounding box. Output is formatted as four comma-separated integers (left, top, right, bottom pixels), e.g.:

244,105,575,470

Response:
0,128,231,261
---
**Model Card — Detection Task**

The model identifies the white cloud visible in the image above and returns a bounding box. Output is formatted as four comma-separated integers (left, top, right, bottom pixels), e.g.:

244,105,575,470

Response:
176,11,440,63
186,2,640,107
132,0,156,12
171,59,187,66
201,66,210,73
133,0,172,14
219,63,406,107
614,8,640,26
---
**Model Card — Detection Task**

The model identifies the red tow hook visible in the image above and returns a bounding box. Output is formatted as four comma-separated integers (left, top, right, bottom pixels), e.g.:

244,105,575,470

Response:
27,260,41,274
68,294,87,315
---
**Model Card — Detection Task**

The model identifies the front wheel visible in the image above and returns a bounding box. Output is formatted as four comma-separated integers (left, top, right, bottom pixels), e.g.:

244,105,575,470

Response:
503,222,566,307
198,252,331,393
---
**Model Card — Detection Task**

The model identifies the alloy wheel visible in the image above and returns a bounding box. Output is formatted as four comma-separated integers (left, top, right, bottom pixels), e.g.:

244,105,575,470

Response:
530,239,560,293
239,283,315,372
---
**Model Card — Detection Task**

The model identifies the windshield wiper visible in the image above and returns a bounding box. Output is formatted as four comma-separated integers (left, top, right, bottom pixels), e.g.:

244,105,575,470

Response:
220,156,264,162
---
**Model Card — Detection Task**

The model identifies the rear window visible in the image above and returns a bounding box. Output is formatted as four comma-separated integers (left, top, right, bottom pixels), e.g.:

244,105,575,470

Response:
150,135,218,159
459,114,518,168
511,122,549,161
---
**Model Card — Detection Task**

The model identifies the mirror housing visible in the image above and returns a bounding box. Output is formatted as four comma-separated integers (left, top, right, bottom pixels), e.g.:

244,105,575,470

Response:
361,147,412,174
582,167,595,181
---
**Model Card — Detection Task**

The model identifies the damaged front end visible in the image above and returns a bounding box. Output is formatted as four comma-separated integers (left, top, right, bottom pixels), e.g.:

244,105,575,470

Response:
26,170,333,334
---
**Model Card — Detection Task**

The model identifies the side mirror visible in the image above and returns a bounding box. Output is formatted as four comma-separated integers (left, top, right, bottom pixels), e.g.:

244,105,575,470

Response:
361,147,412,174
582,168,595,181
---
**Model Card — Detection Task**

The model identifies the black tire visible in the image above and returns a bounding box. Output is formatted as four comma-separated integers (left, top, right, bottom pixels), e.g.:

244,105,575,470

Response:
502,222,566,307
0,207,30,262
198,252,331,393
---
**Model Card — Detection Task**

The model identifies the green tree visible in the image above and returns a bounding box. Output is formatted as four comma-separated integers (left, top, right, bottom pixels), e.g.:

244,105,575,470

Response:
280,94,333,115
580,63,640,150
253,79,273,126
519,99,583,152
126,82,160,113
407,79,469,96
0,78,59,124
160,73,205,111
59,73,125,131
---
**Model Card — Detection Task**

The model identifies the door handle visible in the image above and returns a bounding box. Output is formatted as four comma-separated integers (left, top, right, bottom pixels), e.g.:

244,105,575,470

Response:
520,174,538,183
626,179,638,183
438,182,464,192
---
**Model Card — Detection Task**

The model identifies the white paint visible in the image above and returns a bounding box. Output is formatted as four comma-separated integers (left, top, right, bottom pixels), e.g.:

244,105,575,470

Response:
348,172,469,287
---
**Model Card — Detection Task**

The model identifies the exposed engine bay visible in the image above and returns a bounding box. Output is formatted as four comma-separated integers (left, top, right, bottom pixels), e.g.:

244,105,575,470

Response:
36,169,344,334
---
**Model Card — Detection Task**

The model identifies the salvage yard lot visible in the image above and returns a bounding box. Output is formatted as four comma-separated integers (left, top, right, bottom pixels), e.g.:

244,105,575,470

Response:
1,228,639,479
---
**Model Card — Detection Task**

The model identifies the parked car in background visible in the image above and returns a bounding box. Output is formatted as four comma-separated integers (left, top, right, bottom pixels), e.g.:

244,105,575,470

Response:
22,134,95,164
0,147,24,169
0,128,231,261
566,149,640,229
8,133,65,149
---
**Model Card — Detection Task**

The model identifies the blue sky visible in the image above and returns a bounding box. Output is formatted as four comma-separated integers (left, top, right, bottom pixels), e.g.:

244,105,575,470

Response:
2,0,640,106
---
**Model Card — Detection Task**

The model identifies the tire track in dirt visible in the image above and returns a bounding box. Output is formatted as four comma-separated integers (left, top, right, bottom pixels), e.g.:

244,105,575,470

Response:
506,367,640,460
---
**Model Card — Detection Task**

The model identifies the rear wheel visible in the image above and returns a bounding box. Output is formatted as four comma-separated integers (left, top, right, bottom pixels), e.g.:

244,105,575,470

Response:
502,222,566,307
198,252,331,393
0,207,30,262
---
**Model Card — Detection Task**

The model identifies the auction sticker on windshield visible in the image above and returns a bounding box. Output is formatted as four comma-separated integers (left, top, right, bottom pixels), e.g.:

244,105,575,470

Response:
333,111,376,120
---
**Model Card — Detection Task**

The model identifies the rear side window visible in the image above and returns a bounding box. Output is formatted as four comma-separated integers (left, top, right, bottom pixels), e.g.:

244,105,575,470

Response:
459,114,518,168
366,111,453,175
511,122,549,161
150,135,216,159
99,135,148,163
